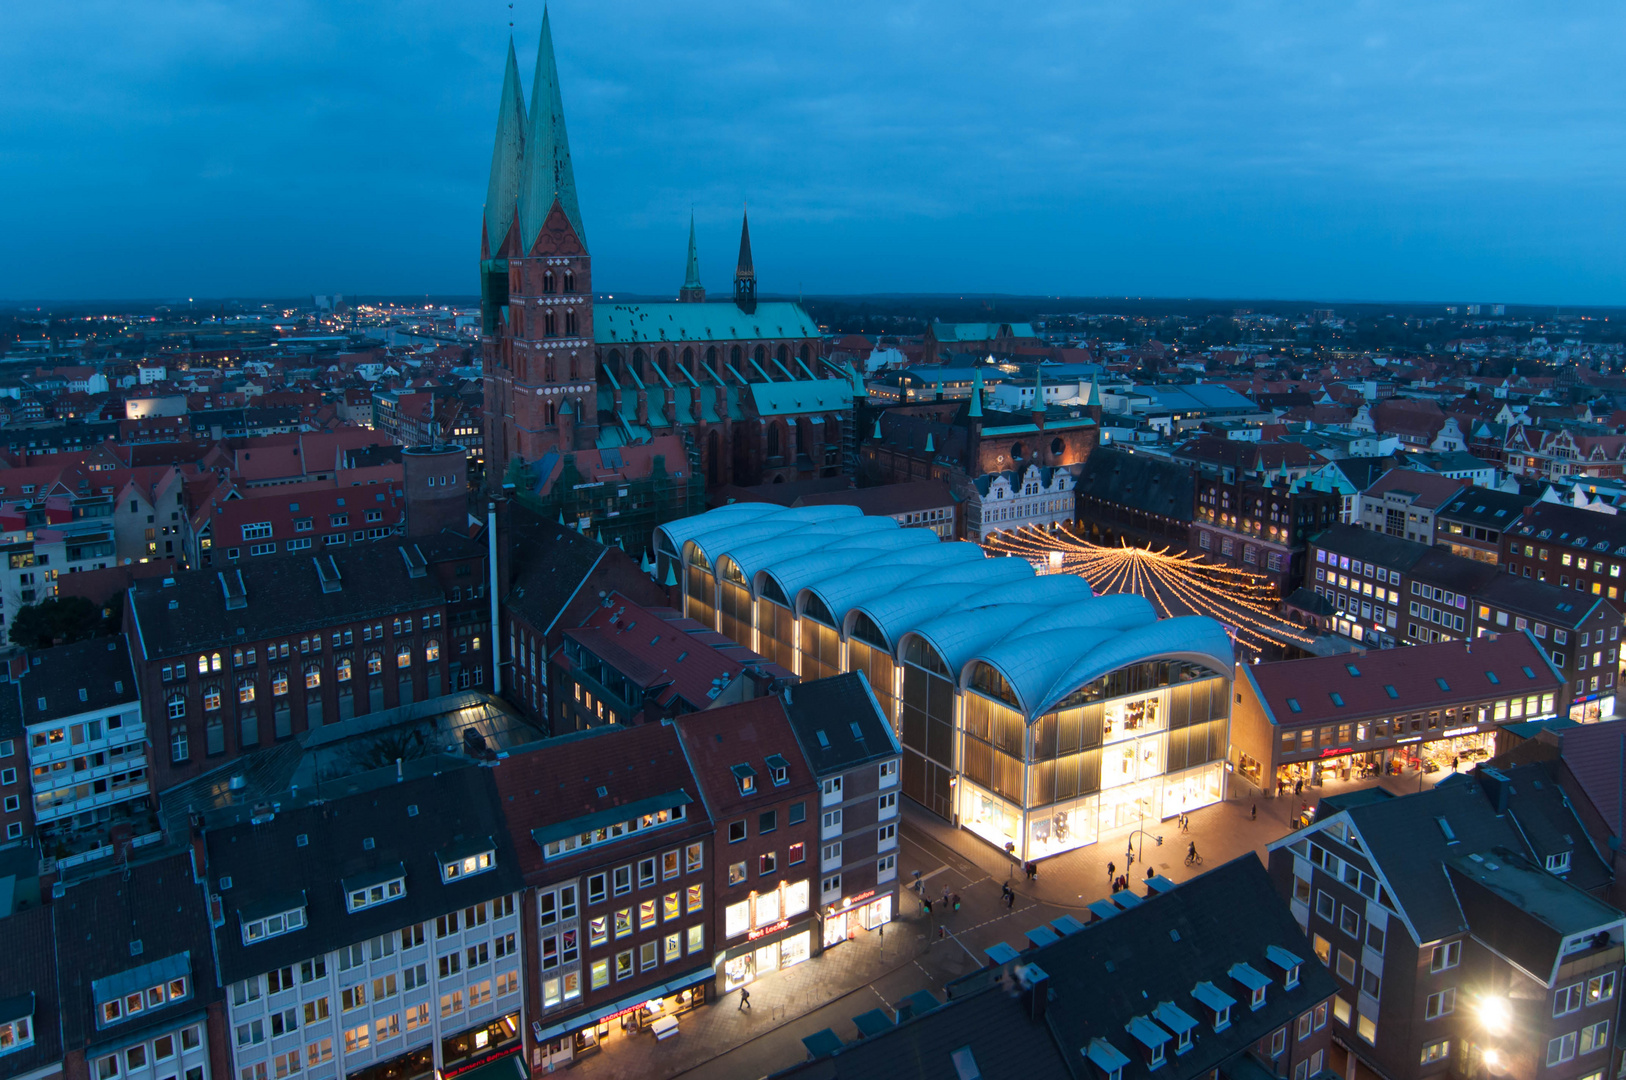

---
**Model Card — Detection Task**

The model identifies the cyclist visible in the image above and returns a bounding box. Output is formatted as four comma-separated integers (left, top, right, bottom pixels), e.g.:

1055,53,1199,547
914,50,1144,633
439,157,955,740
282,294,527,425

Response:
1186,841,1200,865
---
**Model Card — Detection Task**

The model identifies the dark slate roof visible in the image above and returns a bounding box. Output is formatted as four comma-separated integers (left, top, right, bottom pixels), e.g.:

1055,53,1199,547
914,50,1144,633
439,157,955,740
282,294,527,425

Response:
1076,447,1195,521
1327,457,1395,492
1484,763,1612,894
1436,486,1537,529
1476,574,1611,629
1337,781,1528,943
782,673,899,776
0,905,61,1080
1510,500,1626,552
778,856,1335,1080
129,537,482,659
54,850,221,1053
11,636,138,725
1308,523,1430,573
504,502,608,636
206,761,520,985
1444,848,1622,981
1281,587,1332,617
769,978,1071,1080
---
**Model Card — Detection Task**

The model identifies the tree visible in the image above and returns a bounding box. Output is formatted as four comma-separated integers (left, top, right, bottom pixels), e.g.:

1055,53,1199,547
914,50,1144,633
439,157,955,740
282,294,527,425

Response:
7,596,103,649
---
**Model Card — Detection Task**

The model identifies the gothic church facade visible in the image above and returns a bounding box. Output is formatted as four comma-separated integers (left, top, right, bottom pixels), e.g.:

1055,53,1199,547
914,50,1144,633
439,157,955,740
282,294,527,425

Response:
479,13,860,492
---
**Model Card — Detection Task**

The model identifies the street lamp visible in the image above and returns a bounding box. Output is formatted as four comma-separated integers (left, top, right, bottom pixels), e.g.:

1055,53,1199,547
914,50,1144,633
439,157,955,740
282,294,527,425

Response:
1477,995,1511,1031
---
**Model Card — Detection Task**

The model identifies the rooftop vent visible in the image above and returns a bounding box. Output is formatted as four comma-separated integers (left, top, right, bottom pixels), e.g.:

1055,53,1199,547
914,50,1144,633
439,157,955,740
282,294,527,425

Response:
399,544,428,579
218,568,248,611
313,554,342,594
596,786,608,798
362,837,375,850
219,876,233,890
296,834,309,847
407,805,419,817
129,939,143,957
228,774,246,791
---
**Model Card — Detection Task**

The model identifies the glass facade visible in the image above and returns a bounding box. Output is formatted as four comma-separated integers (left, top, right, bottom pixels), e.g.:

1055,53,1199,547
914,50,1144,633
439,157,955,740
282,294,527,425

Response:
676,536,1232,862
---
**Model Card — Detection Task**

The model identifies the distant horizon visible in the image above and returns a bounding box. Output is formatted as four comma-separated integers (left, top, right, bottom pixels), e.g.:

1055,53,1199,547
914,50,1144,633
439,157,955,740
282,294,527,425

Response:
4,293,1624,317
3,3,1624,305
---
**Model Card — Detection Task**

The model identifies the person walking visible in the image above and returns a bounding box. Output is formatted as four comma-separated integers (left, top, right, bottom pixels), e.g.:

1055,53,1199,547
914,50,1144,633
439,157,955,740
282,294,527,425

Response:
952,893,961,912
1001,882,1012,904
1005,888,1015,909
739,988,752,1010
1106,860,1116,883
1146,866,1155,881
922,897,933,915
1250,803,1257,821
941,885,951,908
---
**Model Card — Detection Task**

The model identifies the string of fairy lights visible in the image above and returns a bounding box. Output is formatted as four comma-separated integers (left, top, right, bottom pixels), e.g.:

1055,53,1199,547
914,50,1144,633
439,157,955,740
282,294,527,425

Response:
981,524,1315,654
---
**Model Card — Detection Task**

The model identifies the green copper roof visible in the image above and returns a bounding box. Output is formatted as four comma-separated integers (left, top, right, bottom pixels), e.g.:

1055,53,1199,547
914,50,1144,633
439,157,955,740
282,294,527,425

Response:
518,8,586,253
749,379,854,417
483,39,527,254
682,213,703,291
594,301,818,345
930,322,1037,342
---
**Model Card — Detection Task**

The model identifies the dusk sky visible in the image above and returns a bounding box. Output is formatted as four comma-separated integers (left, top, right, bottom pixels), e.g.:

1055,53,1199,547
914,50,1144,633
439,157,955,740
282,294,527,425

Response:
4,1,1624,305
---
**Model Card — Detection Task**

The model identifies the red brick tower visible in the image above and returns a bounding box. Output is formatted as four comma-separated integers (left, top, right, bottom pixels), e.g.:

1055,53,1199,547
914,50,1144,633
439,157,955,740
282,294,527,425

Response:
480,10,596,492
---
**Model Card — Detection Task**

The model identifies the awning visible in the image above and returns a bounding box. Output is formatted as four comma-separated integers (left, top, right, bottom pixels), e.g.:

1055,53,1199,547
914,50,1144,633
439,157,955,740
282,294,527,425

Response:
530,965,714,1043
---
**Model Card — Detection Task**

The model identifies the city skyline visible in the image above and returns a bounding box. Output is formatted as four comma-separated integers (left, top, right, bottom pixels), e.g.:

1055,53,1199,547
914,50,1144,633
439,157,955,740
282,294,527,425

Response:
3,1,1624,304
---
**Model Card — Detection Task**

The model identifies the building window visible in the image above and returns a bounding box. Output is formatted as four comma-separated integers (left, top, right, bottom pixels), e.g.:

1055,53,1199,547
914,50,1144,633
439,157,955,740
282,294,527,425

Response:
1429,941,1460,972
1424,988,1455,1020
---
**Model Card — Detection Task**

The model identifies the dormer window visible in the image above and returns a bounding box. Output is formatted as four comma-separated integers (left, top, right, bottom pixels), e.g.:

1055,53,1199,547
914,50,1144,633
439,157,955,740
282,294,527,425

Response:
91,953,193,1028
1547,851,1572,874
1153,1001,1198,1055
731,764,757,795
0,1011,32,1055
765,754,790,786
1125,1016,1173,1071
240,895,306,945
342,865,406,913
1192,981,1236,1032
438,839,498,882
1229,962,1272,1010
1086,1037,1131,1080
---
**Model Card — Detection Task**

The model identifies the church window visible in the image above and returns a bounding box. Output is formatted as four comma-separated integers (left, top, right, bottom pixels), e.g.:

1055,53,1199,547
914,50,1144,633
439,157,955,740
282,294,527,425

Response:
754,345,767,364
563,269,575,292
543,270,556,294
544,311,557,337
731,345,742,366
777,344,789,365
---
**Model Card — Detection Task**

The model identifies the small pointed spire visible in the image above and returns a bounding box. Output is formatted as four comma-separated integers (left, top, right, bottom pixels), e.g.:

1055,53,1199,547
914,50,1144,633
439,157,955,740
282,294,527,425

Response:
595,528,604,544
1032,365,1045,413
639,551,653,574
664,564,678,587
679,212,705,302
969,368,984,419
925,433,935,454
734,205,757,313
873,418,883,439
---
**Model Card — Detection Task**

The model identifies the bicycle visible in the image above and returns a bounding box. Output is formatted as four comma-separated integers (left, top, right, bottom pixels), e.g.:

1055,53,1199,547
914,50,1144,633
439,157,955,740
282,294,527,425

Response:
1184,850,1204,867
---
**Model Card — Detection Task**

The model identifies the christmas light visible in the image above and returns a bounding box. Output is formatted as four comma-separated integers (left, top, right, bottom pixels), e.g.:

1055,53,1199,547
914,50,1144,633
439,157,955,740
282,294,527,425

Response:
982,524,1314,654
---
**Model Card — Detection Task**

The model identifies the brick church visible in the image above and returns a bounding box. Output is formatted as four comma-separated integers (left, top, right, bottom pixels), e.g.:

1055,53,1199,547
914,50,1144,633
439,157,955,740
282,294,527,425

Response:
479,12,861,493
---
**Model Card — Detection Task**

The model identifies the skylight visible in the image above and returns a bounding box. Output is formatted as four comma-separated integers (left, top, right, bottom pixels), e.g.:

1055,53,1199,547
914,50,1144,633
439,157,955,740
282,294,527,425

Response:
1486,671,1500,685
1384,685,1398,699
1329,692,1345,707
1345,664,1361,677
1523,666,1537,679
1286,698,1302,713
1435,678,1451,691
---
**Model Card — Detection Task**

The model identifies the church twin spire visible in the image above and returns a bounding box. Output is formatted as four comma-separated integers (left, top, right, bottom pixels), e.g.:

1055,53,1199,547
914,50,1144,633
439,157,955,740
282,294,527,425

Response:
484,8,586,258
675,208,757,312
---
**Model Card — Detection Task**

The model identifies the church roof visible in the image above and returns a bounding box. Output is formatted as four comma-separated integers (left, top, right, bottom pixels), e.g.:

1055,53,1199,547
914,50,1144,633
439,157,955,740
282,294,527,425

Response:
482,39,527,255
930,322,1038,342
749,380,854,418
518,9,586,252
594,302,819,345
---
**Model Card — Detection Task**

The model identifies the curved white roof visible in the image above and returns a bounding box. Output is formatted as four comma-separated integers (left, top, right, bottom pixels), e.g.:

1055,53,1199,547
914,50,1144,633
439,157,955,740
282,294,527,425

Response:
666,504,1234,717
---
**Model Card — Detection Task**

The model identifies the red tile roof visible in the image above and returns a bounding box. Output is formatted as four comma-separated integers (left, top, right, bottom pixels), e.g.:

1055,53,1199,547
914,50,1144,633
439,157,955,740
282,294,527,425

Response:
491,723,707,878
674,696,817,818
1245,631,1562,727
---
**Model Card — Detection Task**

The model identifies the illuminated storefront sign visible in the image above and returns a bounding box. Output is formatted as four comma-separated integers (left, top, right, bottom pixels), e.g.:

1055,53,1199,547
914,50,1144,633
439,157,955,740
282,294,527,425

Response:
1443,725,1478,738
1317,746,1353,759
748,919,790,941
827,890,876,917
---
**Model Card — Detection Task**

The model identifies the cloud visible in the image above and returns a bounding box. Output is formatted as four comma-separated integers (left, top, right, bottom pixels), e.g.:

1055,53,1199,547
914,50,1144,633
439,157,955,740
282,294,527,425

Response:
0,0,1623,302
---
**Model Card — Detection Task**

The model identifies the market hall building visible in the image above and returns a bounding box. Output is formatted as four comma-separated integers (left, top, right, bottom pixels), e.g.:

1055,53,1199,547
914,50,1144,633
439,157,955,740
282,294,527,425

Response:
1230,633,1566,797
654,502,1235,863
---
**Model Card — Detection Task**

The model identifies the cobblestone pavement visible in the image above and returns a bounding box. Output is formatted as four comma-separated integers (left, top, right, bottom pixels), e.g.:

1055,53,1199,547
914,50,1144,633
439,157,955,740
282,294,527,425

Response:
561,766,1436,1079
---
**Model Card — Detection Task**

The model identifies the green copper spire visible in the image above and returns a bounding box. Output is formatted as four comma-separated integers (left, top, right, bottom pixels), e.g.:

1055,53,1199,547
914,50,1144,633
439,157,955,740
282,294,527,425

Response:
678,212,705,302
519,7,586,253
968,368,984,419
483,38,527,255
1032,365,1045,413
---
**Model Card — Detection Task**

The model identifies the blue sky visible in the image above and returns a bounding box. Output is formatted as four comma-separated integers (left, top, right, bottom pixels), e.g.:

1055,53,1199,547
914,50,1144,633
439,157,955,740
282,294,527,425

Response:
3,1,1623,304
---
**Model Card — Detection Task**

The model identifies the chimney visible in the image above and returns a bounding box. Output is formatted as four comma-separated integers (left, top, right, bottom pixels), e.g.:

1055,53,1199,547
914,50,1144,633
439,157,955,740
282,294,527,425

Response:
1479,766,1513,814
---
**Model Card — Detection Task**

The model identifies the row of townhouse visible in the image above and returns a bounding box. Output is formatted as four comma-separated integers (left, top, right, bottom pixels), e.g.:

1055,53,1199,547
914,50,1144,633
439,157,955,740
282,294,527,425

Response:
0,669,901,1080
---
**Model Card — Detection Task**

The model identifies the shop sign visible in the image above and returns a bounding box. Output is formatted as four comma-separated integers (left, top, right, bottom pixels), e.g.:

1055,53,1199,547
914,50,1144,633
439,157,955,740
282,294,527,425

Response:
748,919,790,941
1443,725,1478,738
1317,747,1352,759
443,1043,520,1078
827,890,876,917
1396,736,1422,744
